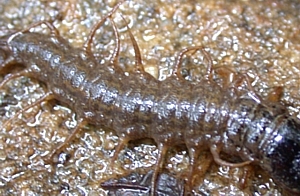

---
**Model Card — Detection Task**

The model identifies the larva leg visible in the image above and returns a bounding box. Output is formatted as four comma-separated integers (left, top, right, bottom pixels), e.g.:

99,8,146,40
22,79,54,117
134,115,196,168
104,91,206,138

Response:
46,118,87,162
229,72,283,103
31,21,59,35
0,58,15,74
174,47,213,81
1,92,54,130
186,148,200,194
237,165,253,190
150,143,168,196
0,67,46,114
9,20,59,37
83,0,125,54
57,0,79,20
215,68,263,103
200,48,213,81
0,49,15,72
111,137,129,163
104,17,142,72
101,180,148,192
237,73,262,103
185,148,213,194
173,47,197,80
108,18,120,65
0,69,30,88
119,14,144,73
213,66,237,88
213,66,251,98
210,144,252,167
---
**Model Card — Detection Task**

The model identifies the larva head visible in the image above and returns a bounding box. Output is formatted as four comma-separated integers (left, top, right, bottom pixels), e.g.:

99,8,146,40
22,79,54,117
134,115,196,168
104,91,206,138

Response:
262,117,300,193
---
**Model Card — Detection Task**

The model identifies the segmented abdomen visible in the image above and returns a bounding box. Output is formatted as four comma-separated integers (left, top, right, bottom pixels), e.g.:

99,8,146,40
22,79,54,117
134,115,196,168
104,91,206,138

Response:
10,32,235,149
5,25,300,193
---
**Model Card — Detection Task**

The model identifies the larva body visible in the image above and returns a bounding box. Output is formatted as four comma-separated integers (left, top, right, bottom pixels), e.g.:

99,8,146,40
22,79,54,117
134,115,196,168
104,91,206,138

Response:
0,3,300,195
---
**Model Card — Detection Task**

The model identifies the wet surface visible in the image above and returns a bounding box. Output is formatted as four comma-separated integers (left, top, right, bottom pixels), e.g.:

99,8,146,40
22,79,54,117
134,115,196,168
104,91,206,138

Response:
0,0,300,195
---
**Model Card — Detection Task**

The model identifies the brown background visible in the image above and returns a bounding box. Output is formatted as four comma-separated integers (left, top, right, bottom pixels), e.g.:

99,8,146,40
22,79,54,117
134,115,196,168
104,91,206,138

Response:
0,0,300,195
